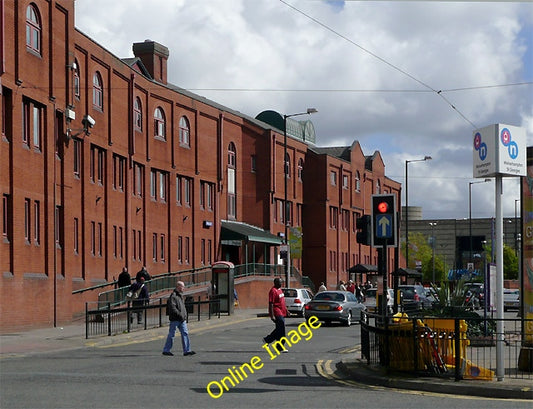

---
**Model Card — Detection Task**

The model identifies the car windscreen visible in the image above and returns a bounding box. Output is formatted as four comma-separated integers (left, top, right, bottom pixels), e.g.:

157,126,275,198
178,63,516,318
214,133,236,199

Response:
399,288,415,299
283,289,297,297
314,292,345,302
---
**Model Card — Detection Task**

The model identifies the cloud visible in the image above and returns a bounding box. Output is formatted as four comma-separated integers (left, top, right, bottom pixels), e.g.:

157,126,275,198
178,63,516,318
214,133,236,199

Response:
75,0,532,218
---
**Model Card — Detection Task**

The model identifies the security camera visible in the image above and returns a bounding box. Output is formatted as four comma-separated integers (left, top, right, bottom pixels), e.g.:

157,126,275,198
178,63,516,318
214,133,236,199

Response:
82,114,95,128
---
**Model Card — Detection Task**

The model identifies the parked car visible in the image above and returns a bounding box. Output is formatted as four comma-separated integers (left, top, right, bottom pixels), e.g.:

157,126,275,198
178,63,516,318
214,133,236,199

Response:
503,289,520,311
398,284,433,311
465,283,485,308
282,288,313,317
363,287,393,312
304,291,366,326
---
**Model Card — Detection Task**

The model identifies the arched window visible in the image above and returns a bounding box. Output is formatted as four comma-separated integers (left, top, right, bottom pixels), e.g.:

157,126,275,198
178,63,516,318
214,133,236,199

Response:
227,143,236,219
26,4,41,54
133,97,142,132
297,158,304,182
73,59,80,100
154,107,166,139
92,72,103,110
179,116,190,147
284,153,291,178
355,171,361,192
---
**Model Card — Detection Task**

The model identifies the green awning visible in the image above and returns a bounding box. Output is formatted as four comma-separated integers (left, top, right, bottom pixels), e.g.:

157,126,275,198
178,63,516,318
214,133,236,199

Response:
221,221,282,245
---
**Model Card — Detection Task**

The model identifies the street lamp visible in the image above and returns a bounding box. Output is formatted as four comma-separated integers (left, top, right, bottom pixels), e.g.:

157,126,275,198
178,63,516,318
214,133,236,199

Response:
469,179,491,265
429,222,437,283
515,199,520,256
284,108,317,287
404,156,431,268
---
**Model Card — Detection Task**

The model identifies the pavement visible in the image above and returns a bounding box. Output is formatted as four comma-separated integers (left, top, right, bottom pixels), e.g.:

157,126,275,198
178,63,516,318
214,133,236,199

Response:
1,309,531,400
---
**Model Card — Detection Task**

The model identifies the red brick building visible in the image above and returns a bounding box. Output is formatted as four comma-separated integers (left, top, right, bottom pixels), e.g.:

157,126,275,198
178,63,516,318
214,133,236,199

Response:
0,0,400,330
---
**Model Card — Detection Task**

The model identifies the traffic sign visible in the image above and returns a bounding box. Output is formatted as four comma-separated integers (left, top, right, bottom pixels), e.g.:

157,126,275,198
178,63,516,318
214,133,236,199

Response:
371,194,397,247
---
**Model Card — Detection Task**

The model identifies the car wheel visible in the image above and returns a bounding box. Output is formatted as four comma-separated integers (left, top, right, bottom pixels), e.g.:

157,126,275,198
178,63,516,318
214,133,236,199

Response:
345,311,352,326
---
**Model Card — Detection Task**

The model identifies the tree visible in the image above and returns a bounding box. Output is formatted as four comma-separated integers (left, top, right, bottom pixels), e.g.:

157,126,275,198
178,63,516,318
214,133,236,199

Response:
481,241,518,280
402,232,447,283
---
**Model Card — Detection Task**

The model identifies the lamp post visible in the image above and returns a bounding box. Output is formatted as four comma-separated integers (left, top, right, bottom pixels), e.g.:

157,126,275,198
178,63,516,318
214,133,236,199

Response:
429,222,437,283
469,179,491,266
404,156,431,268
283,108,317,287
515,199,520,256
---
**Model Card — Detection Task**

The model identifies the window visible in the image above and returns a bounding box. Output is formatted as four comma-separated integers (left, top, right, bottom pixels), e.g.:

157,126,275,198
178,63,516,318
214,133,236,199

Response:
329,206,338,229
92,72,103,110
200,181,214,210
185,237,190,264
154,107,165,139
113,226,117,258
133,162,143,197
73,139,81,178
159,172,167,201
113,154,125,191
251,155,256,173
343,175,349,190
2,88,13,141
24,198,31,242
376,179,381,194
34,200,40,244
3,194,11,241
73,217,79,254
132,229,142,261
342,209,349,231
150,170,156,198
176,175,182,205
330,171,337,186
90,145,105,185
297,159,304,182
152,233,157,261
177,236,183,263
201,239,206,265
119,227,123,259
228,143,236,219
73,60,80,100
55,206,63,248
184,177,192,207
355,171,361,192
98,222,102,256
207,239,212,265
160,234,165,262
284,153,291,178
151,170,167,202
134,97,142,132
26,4,41,54
22,100,42,150
179,116,190,147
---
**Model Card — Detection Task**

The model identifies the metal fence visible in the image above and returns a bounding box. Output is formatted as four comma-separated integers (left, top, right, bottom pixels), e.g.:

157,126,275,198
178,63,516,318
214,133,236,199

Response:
85,296,221,339
360,311,533,381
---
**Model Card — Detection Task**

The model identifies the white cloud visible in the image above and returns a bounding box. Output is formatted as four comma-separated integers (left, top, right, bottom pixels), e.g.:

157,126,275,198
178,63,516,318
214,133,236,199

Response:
75,0,532,218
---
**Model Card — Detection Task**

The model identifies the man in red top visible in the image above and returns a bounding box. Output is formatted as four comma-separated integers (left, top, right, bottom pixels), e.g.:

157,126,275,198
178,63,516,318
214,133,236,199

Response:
263,277,288,352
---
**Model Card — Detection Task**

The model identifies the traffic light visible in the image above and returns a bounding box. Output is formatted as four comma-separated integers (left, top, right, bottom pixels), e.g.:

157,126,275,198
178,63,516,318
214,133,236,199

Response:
356,215,371,246
371,194,397,247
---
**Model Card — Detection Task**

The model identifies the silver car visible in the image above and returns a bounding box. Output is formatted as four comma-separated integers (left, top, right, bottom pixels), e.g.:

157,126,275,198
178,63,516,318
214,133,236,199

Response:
283,288,313,317
304,291,366,326
503,289,520,311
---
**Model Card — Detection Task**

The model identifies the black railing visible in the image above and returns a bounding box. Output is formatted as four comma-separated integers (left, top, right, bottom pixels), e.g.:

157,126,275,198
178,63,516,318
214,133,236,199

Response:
360,311,532,381
85,296,221,339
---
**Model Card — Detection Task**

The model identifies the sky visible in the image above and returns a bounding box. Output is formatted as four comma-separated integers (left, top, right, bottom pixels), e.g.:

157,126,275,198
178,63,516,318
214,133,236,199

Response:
74,0,533,220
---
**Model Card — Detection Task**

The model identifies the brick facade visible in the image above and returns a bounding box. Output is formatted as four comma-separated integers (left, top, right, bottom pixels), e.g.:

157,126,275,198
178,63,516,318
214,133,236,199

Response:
0,0,400,330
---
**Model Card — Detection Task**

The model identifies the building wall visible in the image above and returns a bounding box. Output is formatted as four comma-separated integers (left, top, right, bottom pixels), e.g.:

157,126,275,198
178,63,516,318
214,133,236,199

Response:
1,0,399,330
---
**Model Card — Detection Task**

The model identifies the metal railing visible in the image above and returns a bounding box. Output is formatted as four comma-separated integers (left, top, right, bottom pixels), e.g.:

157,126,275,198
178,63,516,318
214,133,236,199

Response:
360,311,532,381
85,296,220,339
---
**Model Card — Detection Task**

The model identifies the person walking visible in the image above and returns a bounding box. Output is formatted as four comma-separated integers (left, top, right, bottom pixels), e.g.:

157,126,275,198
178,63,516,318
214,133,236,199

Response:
117,267,131,288
163,281,196,357
318,282,327,292
262,277,288,353
136,266,151,282
128,277,149,324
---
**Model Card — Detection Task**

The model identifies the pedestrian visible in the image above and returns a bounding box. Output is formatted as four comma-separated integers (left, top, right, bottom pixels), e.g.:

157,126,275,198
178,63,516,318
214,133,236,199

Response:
262,277,288,353
136,266,151,282
318,282,327,292
355,283,364,303
128,277,149,324
346,280,355,294
163,281,196,356
337,280,347,291
117,267,131,288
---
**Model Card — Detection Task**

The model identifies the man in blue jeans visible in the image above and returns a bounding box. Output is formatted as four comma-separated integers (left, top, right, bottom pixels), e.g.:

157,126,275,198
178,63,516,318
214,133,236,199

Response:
163,281,196,356
263,277,288,353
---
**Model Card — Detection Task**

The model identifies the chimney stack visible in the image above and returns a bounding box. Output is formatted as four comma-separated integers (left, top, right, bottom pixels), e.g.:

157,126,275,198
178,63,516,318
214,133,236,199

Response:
132,40,169,84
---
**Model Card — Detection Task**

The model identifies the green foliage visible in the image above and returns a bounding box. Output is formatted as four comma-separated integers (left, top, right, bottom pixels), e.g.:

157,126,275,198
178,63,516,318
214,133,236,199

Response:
402,232,447,283
481,241,518,280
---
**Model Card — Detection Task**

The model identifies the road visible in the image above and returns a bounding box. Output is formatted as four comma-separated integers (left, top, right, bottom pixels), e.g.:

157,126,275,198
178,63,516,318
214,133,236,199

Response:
0,315,529,409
